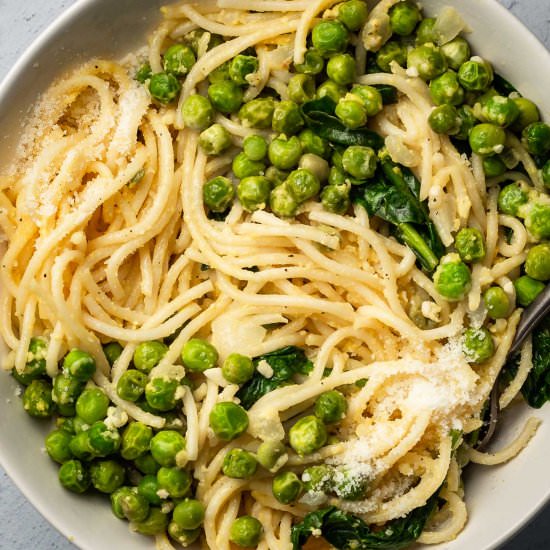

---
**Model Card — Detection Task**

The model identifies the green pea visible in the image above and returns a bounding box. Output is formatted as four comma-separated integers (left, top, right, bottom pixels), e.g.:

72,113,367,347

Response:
314,390,348,424
203,175,235,213
455,105,478,141
116,369,147,402
256,440,287,472
483,156,507,178
181,338,219,372
407,44,447,81
522,122,550,156
525,203,550,240
230,516,263,548
88,421,121,456
132,508,169,536
114,486,150,522
173,499,205,530
338,0,369,31
272,100,304,135
542,160,550,188
311,20,349,55
69,431,97,461
238,97,276,129
299,153,330,182
229,55,259,85
511,97,540,132
462,327,495,364
376,41,407,73
222,448,258,479
321,183,350,214
45,429,73,463
76,388,109,424
243,135,268,161
441,37,471,70
482,95,520,128
221,353,255,384
469,123,506,156
455,227,486,263
483,286,510,319
317,80,348,105
145,377,178,412
209,401,249,441
286,74,315,106
415,17,437,45
265,167,289,189
168,523,201,546
59,459,90,493
163,44,196,77
103,342,123,367
150,430,187,467
134,453,161,475
199,123,232,156
90,459,125,493
182,94,214,131
299,129,330,159
428,104,460,135
135,63,152,84
326,53,356,86
272,471,303,504
52,373,85,416
289,415,327,456
333,467,369,500
294,49,325,75
286,168,320,203
22,379,55,419
232,152,266,179
63,349,96,382
433,254,472,301
351,85,383,117
149,73,181,104
121,421,153,460
429,71,465,106
525,243,550,281
302,464,333,494
514,275,545,306
270,183,299,218
335,98,367,129
497,183,528,216
12,337,47,385
268,135,303,170
208,80,244,114
388,1,420,36
342,145,377,180
138,474,163,505
458,58,494,92
208,60,231,84
133,341,168,374
157,466,192,498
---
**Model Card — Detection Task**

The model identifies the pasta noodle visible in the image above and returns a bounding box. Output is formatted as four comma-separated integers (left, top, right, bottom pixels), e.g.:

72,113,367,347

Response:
1,1,548,549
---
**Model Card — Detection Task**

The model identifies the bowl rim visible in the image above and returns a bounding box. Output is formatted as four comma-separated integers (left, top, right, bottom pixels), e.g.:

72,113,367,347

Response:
1,0,550,549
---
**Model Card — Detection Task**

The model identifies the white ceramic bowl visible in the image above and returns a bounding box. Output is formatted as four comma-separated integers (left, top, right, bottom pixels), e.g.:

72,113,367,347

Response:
1,1,550,549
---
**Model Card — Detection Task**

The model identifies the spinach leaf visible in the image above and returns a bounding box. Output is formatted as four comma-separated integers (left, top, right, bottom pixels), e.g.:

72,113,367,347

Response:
372,84,398,105
291,493,439,550
351,156,444,272
520,320,550,408
301,97,384,149
236,346,313,409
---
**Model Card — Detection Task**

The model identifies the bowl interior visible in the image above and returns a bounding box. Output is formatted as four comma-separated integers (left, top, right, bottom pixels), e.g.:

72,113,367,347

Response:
1,0,550,549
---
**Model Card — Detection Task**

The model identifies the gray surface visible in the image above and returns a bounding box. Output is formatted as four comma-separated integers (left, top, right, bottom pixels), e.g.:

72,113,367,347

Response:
0,0,550,549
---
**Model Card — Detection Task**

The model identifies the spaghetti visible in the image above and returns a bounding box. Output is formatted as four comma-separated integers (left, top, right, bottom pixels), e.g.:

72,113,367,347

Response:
0,1,548,549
